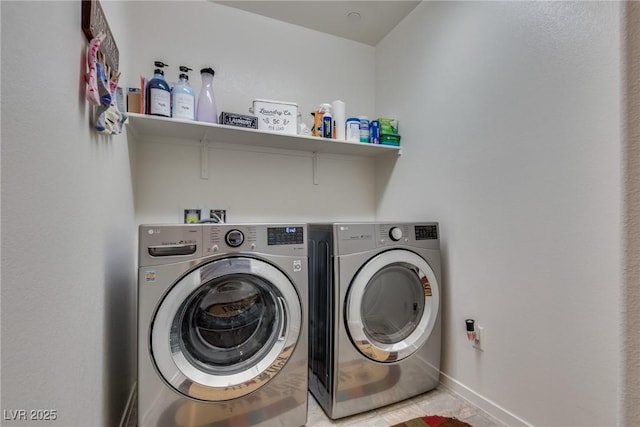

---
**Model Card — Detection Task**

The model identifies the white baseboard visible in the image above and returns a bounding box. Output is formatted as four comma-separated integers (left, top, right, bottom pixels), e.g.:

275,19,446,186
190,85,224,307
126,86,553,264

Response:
119,381,137,427
439,372,533,427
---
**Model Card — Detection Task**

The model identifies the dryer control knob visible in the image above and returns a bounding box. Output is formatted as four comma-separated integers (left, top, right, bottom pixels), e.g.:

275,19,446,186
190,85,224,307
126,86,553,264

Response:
389,227,403,241
225,229,244,247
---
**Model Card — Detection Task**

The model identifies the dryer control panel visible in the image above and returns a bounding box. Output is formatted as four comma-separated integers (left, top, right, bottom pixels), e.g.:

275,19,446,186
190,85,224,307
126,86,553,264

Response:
378,224,411,244
376,223,440,250
414,225,438,240
334,222,440,254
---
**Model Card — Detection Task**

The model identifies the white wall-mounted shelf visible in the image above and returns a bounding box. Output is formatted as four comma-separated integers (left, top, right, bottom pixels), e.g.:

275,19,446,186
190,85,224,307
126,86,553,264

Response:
126,113,401,157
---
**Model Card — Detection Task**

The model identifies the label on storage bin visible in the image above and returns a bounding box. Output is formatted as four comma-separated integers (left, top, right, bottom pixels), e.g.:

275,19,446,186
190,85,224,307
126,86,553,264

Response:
149,88,170,116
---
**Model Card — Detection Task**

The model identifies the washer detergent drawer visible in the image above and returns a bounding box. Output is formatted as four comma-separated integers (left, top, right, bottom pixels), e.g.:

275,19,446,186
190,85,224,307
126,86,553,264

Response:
139,224,204,267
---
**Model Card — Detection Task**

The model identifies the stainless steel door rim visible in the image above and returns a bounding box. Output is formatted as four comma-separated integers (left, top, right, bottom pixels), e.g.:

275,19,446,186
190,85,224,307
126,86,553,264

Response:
345,249,439,362
151,256,302,401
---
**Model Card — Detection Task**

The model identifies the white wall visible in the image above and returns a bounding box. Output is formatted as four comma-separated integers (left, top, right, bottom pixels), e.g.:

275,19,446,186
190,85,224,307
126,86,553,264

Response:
2,2,634,426
122,2,376,128
134,139,377,224
126,1,379,225
375,2,622,426
622,2,640,425
1,1,136,425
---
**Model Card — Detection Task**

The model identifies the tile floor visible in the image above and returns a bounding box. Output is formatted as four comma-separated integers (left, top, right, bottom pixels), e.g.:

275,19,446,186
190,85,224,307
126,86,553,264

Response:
305,387,505,427
127,387,505,426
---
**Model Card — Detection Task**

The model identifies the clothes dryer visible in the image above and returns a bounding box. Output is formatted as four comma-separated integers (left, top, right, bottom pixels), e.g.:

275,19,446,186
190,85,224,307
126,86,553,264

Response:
308,222,441,419
138,223,308,427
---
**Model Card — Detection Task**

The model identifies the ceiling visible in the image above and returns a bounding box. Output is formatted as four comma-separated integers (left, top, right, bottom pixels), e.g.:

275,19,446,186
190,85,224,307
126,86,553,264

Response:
213,1,421,46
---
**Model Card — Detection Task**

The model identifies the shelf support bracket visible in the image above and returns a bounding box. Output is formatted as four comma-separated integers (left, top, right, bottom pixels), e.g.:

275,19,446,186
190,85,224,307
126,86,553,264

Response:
200,138,209,180
312,152,319,185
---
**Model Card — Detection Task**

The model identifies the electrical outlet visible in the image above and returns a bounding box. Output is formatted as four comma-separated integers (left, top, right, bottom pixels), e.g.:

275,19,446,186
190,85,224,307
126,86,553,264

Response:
209,209,226,223
183,209,201,224
473,326,485,351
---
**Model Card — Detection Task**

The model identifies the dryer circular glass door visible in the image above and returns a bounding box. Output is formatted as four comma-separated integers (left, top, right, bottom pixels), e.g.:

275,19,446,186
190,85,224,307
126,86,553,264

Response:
345,249,439,362
150,257,301,401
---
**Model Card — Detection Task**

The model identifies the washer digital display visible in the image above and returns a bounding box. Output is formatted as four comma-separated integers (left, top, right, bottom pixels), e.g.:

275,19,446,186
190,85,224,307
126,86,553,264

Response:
267,227,304,246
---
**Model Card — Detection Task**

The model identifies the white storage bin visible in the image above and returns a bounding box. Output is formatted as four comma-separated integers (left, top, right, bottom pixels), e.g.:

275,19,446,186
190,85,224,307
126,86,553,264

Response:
251,99,298,134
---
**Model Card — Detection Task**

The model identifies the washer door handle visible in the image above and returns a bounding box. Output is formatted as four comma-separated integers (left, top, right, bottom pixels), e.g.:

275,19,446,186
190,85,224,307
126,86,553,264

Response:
148,244,197,257
277,296,288,341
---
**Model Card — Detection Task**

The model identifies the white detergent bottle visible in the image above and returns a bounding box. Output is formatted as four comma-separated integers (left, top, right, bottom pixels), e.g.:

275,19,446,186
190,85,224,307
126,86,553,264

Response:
196,67,218,123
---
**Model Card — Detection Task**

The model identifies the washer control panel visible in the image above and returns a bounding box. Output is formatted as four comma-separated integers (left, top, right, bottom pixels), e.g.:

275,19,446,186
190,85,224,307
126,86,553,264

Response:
203,224,306,255
225,229,245,247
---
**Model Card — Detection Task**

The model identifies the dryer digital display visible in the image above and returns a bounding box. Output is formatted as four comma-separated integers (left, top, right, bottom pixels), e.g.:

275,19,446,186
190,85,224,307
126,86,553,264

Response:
268,227,304,245
415,225,438,240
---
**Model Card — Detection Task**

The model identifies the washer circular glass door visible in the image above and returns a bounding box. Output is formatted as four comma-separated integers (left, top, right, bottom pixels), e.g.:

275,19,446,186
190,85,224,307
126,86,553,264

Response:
151,257,301,401
345,250,439,363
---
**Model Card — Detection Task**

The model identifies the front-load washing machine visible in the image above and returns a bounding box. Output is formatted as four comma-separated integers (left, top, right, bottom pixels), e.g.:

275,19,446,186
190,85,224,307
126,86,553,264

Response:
308,222,441,419
138,223,308,427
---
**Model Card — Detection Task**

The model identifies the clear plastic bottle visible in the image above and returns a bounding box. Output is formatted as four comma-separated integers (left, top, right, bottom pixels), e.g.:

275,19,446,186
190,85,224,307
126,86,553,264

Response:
196,67,218,123
145,61,171,117
171,66,195,121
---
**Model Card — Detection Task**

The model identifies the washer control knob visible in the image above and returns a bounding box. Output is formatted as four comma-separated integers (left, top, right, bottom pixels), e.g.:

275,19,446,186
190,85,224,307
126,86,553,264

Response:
389,227,403,241
225,229,244,247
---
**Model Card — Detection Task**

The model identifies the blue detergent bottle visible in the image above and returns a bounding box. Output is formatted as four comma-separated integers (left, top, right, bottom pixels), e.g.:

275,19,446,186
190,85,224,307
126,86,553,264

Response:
171,66,195,121
146,61,171,117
